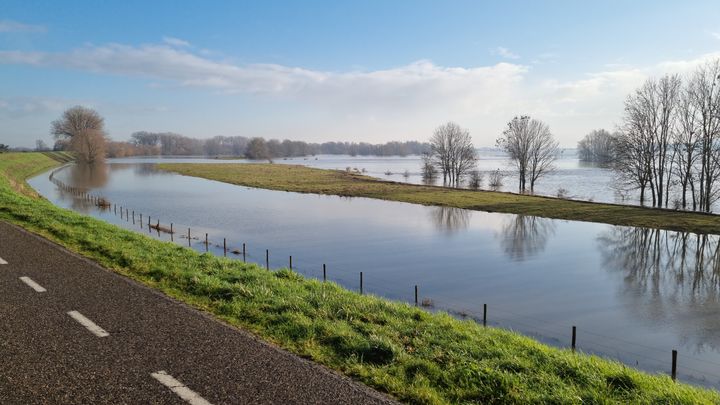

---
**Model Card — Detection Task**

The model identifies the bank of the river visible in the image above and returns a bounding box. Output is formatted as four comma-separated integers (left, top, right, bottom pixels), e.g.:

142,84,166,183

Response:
158,163,720,234
3,153,719,404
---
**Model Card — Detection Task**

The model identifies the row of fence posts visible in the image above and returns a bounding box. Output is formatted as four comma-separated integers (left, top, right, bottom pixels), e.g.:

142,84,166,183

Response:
61,180,683,383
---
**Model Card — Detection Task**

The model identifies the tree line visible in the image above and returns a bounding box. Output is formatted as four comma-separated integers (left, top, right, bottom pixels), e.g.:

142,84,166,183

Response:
46,108,430,161
575,59,720,212
121,132,430,159
424,117,559,193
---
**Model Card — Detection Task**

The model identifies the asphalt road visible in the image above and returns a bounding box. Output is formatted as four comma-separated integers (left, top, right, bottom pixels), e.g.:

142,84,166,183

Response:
0,221,397,405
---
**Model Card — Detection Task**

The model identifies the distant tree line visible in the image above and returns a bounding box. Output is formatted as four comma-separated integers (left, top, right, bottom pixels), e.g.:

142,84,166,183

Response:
103,132,430,159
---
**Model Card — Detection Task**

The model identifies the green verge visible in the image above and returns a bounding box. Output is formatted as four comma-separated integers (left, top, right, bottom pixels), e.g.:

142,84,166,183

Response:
157,163,720,235
2,152,719,404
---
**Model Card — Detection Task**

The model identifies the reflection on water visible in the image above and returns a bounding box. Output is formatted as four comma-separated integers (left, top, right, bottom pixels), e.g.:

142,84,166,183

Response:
599,227,720,352
68,163,109,189
499,215,556,261
429,206,470,233
27,158,720,388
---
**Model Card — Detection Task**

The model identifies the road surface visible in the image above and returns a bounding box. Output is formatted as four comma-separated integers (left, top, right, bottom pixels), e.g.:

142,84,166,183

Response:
0,221,397,404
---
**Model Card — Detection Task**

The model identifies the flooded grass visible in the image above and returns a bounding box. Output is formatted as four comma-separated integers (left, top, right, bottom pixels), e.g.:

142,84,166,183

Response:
158,162,720,234
2,153,720,404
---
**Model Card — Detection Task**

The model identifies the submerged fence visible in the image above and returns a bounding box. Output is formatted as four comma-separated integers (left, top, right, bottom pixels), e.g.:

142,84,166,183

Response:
47,173,720,387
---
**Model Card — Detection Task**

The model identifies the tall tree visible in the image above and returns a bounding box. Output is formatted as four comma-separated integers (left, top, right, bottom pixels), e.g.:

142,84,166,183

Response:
51,106,107,163
428,122,478,186
51,106,104,140
497,116,558,192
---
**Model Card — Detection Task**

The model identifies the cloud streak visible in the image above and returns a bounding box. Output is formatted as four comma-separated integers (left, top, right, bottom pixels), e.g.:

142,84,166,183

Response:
0,20,46,33
1,40,720,145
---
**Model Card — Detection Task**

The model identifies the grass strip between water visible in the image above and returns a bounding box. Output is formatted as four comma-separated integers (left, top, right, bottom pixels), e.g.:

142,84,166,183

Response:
157,162,720,235
1,152,718,404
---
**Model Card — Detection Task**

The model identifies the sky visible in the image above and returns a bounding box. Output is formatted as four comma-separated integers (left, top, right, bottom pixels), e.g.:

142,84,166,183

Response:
1,1,720,148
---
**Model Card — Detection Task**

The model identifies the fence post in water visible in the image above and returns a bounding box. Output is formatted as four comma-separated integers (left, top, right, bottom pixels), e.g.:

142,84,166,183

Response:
242,243,246,262
289,255,292,270
483,304,487,327
126,208,129,221
132,211,135,224
323,264,326,282
140,213,143,226
205,233,208,252
571,326,577,352
414,285,418,306
671,350,677,381
170,223,173,233
114,204,117,214
266,249,269,270
148,216,151,226
360,272,363,295
223,238,227,257
188,228,191,247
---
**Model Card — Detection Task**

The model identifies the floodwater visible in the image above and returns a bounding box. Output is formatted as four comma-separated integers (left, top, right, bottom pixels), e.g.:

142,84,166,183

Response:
278,149,627,205
28,158,720,389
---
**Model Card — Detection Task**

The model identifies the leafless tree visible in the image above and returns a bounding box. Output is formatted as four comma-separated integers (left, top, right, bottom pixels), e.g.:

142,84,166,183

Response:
468,170,482,190
688,60,720,212
674,84,701,210
577,129,617,164
497,116,558,192
614,75,680,208
488,169,504,191
428,122,478,186
51,106,107,164
245,137,271,161
70,128,107,164
51,106,104,140
421,152,437,182
35,139,50,151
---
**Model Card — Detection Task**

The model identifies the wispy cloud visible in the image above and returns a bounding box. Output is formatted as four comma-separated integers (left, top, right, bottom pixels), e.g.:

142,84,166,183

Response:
0,20,46,33
163,36,191,47
2,39,720,145
493,46,520,60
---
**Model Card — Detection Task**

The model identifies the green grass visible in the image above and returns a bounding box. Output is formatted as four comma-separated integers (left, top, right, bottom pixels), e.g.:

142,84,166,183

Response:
2,153,719,404
157,163,720,235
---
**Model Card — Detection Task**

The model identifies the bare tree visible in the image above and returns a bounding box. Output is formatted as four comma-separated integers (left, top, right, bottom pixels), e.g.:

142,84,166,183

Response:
420,152,437,182
51,106,104,140
497,116,558,192
428,122,478,186
70,128,107,164
688,61,720,212
35,139,50,151
51,106,107,164
614,75,680,208
674,83,701,210
577,129,617,164
0,144,8,153
245,137,270,161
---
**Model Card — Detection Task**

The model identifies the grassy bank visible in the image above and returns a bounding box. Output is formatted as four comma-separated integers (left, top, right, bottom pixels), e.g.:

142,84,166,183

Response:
2,153,719,404
157,163,720,234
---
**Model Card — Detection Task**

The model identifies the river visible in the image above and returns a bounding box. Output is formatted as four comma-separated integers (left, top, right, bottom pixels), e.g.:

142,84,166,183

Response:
28,157,720,389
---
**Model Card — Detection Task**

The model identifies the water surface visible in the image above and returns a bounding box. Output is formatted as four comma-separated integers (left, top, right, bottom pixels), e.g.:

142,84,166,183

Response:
29,159,720,388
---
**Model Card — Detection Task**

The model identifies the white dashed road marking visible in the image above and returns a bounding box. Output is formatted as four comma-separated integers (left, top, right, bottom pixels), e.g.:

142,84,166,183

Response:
19,276,46,292
0,257,7,265
67,310,109,338
151,371,213,405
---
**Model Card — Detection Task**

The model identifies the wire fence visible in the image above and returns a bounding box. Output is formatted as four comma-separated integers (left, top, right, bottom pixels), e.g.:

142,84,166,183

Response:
47,173,720,388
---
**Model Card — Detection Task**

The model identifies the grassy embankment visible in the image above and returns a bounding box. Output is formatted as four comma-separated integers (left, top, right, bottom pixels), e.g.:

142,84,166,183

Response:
2,152,719,404
158,163,720,234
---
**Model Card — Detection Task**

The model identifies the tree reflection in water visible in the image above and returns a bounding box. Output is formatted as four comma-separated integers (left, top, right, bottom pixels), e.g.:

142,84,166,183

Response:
429,206,470,233
499,215,556,261
598,227,720,351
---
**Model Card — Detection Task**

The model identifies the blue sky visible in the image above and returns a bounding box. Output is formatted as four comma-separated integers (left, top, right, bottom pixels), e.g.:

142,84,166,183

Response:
1,1,720,147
